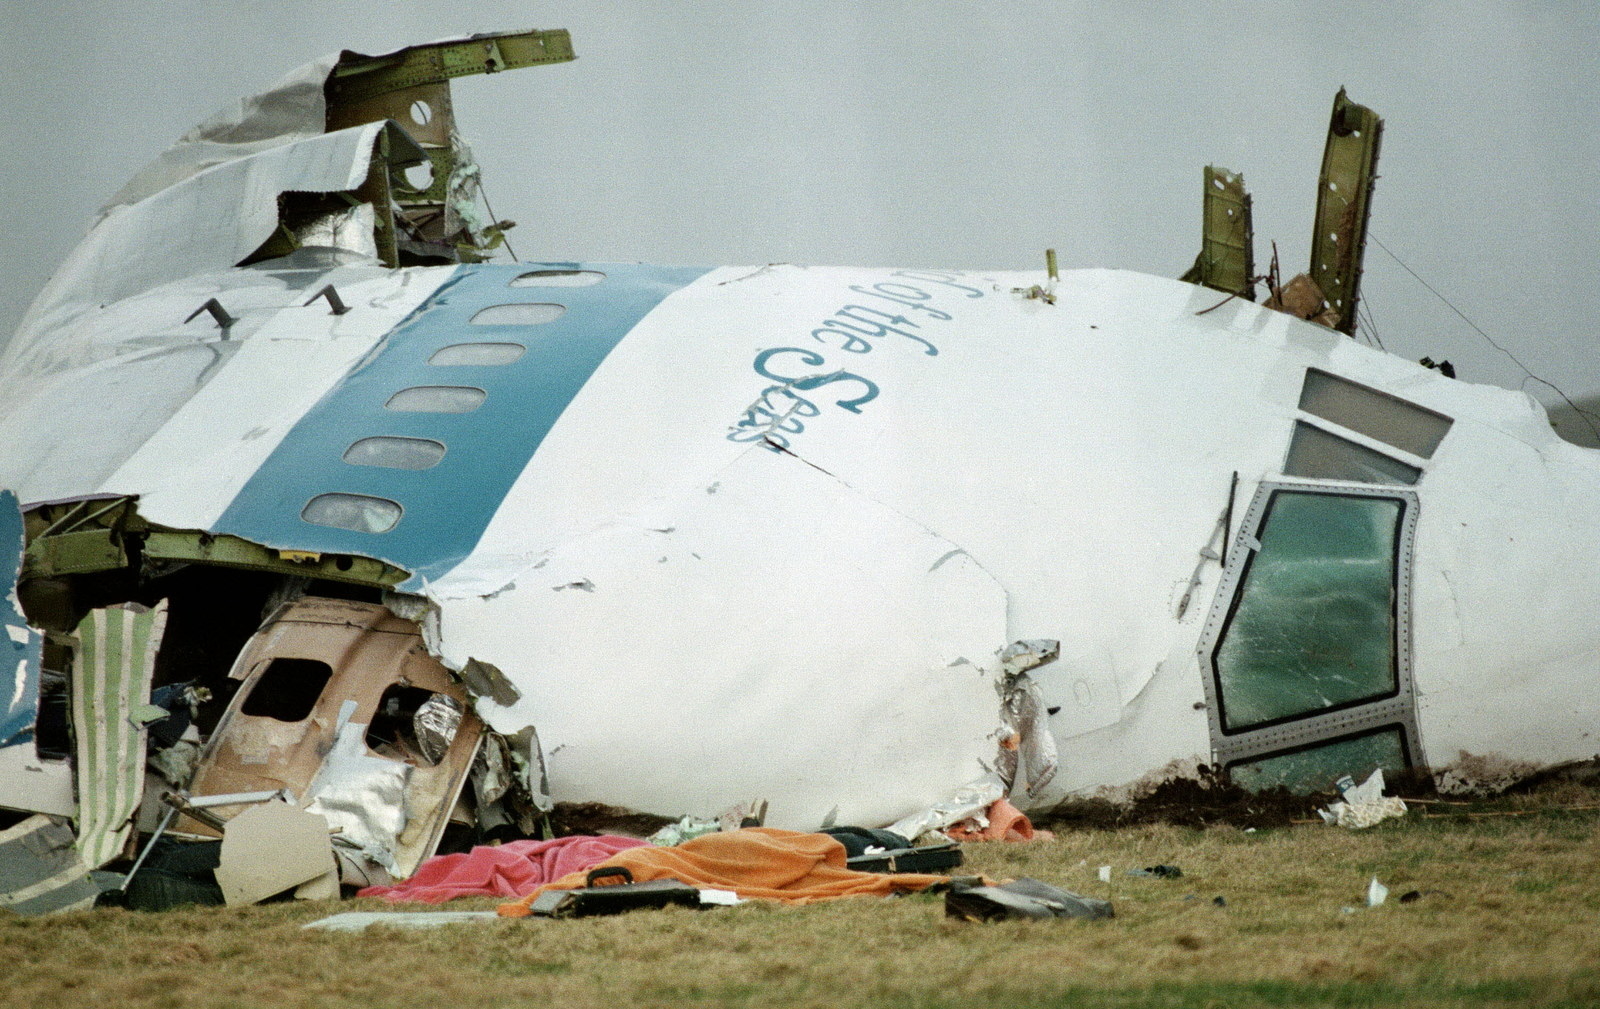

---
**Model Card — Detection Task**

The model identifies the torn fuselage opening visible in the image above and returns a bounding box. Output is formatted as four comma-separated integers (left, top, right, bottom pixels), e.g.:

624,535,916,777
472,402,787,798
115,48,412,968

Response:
6,497,539,885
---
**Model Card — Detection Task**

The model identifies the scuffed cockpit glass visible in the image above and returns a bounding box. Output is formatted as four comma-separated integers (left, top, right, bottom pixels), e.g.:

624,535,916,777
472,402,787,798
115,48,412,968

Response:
1215,491,1401,731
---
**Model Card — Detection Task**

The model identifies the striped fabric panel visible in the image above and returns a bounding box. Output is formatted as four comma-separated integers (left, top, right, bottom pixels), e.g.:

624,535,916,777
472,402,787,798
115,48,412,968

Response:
70,601,168,869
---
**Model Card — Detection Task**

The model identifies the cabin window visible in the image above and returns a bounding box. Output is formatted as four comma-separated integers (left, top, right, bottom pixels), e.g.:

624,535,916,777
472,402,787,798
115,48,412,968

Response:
510,269,605,287
1284,422,1420,485
384,386,486,413
1214,491,1401,732
365,685,459,767
470,303,565,326
239,659,333,722
301,493,403,534
343,436,446,471
427,342,526,367
1228,726,1408,794
1298,369,1452,458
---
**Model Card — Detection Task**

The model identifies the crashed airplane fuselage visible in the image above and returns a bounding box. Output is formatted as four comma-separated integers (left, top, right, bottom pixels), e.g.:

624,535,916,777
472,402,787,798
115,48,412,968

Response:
2,31,1597,867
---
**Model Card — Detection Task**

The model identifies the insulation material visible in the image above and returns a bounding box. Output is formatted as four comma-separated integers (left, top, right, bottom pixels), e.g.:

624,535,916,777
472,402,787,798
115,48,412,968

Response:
303,701,410,873
71,600,169,868
413,694,463,766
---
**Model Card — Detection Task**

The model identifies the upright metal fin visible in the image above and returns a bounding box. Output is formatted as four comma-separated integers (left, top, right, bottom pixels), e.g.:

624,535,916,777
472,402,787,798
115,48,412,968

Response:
1181,166,1255,301
325,30,576,263
1309,89,1383,335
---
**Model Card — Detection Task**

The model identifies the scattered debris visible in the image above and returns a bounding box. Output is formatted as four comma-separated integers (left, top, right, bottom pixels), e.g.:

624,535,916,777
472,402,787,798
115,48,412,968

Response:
304,910,499,931
946,798,1054,842
1126,864,1183,879
1319,770,1408,829
1367,875,1389,907
945,877,1113,922
526,867,704,918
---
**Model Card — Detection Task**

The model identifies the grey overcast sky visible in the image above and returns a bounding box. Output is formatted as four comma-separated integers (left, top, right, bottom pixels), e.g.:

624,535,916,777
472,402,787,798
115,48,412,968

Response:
4,2,1597,414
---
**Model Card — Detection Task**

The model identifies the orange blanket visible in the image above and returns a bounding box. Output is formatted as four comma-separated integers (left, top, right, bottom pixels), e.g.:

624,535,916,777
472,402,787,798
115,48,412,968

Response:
497,827,944,917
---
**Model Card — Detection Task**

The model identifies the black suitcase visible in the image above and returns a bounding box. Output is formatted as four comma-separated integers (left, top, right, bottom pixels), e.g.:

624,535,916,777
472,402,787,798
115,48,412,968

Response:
846,842,963,874
526,866,702,918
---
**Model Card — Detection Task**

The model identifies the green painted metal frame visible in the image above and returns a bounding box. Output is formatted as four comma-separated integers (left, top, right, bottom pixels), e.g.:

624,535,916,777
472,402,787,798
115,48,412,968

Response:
1309,89,1383,335
1180,166,1255,300
328,30,576,103
21,498,408,589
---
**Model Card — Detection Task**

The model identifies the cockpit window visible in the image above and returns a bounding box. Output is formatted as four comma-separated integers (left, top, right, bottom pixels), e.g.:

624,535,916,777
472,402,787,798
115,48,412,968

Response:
1299,369,1452,458
1214,490,1402,732
1284,422,1420,485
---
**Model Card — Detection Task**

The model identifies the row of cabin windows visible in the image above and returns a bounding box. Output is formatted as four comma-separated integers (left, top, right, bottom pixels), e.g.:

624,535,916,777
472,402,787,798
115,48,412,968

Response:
298,270,604,534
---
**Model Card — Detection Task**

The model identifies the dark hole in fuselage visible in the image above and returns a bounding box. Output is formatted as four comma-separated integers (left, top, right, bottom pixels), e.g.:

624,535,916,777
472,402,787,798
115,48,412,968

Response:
239,658,332,722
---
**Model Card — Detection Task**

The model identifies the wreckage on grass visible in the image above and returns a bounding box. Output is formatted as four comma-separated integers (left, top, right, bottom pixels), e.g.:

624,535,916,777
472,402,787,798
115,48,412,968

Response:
2,29,1598,910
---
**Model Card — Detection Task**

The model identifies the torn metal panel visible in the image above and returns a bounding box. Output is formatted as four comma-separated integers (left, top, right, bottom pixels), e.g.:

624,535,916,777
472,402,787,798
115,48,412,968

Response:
15,122,421,361
2,497,79,817
459,658,520,707
71,601,169,868
213,800,337,906
0,815,99,916
1179,166,1255,300
1,490,43,751
326,31,575,261
1309,89,1383,335
184,598,481,877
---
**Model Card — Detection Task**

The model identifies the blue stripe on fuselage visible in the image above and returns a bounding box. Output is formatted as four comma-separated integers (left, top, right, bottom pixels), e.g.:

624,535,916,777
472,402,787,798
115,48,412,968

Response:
212,262,712,588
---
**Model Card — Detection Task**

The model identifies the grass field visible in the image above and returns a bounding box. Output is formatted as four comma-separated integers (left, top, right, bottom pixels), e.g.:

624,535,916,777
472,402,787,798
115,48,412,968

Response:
4,783,1597,1009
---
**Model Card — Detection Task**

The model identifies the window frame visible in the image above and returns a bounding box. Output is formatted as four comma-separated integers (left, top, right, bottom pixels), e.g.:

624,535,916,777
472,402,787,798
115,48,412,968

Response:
1196,478,1422,769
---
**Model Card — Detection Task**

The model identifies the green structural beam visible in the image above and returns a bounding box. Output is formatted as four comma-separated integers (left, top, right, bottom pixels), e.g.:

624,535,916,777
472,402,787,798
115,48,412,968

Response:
329,30,576,102
1180,166,1255,301
1309,89,1383,335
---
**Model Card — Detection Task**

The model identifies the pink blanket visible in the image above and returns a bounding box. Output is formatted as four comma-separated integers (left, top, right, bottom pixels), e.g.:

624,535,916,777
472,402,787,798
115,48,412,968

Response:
358,835,649,903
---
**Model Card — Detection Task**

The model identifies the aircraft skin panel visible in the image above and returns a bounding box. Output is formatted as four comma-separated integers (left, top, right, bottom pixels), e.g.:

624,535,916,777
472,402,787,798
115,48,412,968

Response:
433,447,1011,832
10,122,395,366
209,262,712,588
0,491,73,815
103,264,456,531
0,262,454,517
399,263,1600,808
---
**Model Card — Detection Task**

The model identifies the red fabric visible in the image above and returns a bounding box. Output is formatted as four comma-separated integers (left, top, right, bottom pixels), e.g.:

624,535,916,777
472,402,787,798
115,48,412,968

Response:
945,798,1055,842
357,834,649,903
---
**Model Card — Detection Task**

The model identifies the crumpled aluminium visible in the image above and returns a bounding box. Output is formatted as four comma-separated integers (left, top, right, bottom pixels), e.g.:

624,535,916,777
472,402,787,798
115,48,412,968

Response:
884,773,1008,842
993,638,1060,798
304,701,410,871
413,694,463,766
997,672,1058,798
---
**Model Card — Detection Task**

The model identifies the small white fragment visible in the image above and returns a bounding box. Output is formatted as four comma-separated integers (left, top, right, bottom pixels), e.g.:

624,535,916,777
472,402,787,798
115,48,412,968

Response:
698,888,742,906
1366,876,1389,907
1097,865,1112,883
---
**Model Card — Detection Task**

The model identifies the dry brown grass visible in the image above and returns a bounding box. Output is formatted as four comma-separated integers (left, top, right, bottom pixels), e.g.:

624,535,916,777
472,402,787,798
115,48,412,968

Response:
4,788,1598,1009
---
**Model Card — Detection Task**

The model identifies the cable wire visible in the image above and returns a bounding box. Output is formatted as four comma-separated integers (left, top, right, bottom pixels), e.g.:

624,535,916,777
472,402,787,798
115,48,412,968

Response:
1369,231,1600,443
